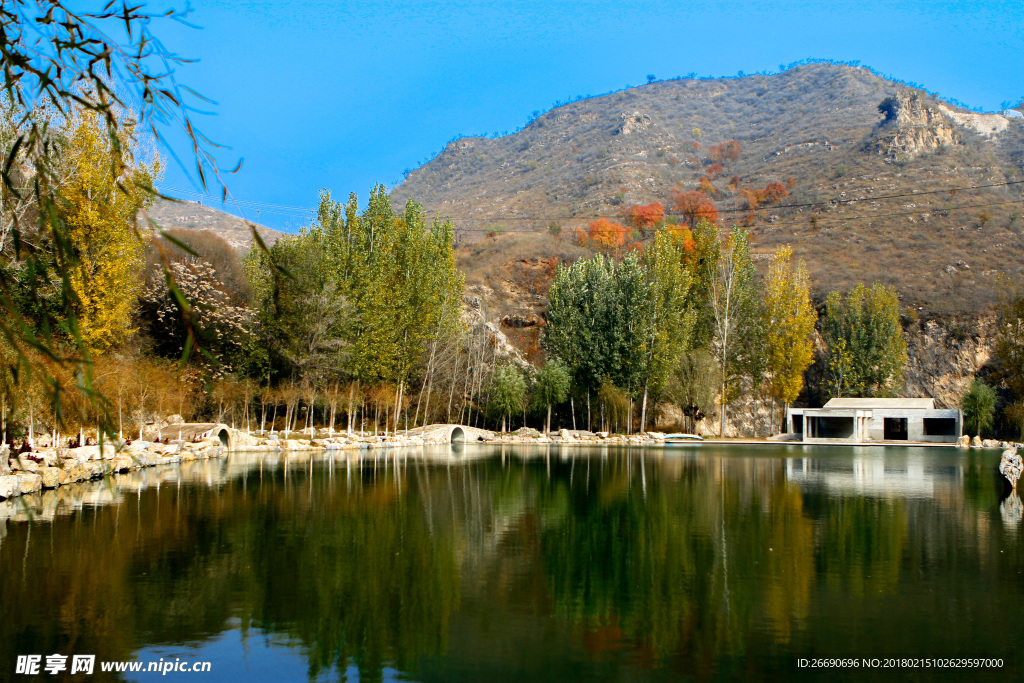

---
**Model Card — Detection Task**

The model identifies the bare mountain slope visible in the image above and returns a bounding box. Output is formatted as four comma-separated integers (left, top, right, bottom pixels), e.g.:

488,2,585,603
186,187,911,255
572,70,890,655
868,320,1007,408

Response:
145,199,287,253
395,63,1024,316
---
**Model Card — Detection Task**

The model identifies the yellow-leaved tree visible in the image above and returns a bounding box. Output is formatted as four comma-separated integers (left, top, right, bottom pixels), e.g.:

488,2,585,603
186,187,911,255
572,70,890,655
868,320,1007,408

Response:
58,111,159,352
762,246,817,433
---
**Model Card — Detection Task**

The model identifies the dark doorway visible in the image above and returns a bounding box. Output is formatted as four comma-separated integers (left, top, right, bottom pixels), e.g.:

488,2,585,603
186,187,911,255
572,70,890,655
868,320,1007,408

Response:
884,417,908,440
792,415,803,434
923,418,957,437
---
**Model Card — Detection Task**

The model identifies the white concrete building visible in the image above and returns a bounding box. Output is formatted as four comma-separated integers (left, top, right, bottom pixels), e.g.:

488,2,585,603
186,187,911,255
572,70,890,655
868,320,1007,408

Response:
786,398,962,444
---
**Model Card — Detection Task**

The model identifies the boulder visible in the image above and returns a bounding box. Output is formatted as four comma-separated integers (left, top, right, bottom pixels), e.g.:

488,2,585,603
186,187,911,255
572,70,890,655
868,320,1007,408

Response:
972,435,983,448
15,473,42,494
956,434,971,448
14,456,40,473
596,432,610,439
71,444,116,461
984,439,1001,449
82,462,104,479
110,455,134,473
559,428,573,441
39,467,68,489
1000,449,1024,489
0,475,20,499
514,427,542,439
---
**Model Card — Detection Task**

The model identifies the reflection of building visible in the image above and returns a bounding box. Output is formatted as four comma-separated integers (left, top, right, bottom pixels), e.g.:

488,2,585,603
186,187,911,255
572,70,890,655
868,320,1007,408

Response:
784,449,962,498
786,398,962,444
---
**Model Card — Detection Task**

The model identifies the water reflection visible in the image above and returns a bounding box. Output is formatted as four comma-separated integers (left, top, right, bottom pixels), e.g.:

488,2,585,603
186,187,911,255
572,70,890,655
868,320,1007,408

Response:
0,444,1019,681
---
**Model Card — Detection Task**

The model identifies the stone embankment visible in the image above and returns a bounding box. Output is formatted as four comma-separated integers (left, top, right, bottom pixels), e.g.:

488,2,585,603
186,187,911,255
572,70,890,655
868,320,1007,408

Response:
0,425,668,504
0,438,225,503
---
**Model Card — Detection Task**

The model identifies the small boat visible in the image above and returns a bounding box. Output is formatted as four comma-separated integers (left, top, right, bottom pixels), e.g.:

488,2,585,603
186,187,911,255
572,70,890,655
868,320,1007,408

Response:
664,433,704,444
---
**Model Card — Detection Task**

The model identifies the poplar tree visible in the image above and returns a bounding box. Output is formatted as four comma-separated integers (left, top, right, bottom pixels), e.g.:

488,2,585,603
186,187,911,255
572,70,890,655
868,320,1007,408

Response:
639,227,695,431
822,283,907,397
490,363,526,432
533,359,570,434
57,111,158,352
698,224,756,436
761,246,818,432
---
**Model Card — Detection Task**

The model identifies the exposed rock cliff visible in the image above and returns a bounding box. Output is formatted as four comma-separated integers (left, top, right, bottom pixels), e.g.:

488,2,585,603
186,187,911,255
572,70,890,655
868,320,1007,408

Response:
903,317,995,408
869,91,963,161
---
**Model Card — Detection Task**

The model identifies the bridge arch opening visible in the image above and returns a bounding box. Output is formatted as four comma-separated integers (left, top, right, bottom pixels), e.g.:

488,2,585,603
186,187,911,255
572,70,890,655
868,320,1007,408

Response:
451,426,465,443
217,428,230,447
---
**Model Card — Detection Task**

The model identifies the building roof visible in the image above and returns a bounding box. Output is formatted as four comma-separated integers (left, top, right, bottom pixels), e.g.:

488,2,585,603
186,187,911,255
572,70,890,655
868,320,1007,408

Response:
823,397,935,409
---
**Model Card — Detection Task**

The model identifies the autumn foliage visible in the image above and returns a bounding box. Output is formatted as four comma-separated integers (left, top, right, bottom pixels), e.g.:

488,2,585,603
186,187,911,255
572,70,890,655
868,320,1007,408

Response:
763,181,789,204
740,181,790,209
626,202,664,230
707,139,742,164
698,176,719,197
587,218,628,251
671,190,719,227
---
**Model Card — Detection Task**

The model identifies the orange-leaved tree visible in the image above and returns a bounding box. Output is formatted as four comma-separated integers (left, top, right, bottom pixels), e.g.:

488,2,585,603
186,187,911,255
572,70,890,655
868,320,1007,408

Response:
587,218,627,251
764,181,789,204
671,190,719,228
626,202,664,232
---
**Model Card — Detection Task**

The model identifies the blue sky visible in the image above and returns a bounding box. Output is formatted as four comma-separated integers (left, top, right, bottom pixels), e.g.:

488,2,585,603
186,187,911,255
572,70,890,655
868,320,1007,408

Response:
152,0,1024,232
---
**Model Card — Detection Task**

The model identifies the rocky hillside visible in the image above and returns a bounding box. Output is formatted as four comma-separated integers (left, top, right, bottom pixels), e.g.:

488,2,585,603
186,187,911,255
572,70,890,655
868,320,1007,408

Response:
395,63,1024,316
145,198,287,253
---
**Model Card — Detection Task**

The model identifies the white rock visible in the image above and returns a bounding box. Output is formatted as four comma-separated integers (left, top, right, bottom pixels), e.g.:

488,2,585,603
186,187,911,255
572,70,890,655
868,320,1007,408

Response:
0,475,20,499
39,467,66,489
15,473,41,494
15,456,40,473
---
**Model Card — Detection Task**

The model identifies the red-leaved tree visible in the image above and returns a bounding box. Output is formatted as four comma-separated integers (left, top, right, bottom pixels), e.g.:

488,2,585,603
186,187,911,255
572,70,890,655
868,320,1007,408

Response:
671,190,719,227
764,181,789,204
626,202,665,231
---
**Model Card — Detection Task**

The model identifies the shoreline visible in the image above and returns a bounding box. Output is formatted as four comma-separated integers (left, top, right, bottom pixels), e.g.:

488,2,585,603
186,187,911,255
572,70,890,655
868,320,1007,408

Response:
1,427,1008,506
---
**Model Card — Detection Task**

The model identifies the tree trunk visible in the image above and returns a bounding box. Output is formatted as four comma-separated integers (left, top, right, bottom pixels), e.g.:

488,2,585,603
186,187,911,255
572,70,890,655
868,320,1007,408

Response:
571,396,576,431
640,383,649,434
719,379,727,438
348,383,356,436
546,404,552,435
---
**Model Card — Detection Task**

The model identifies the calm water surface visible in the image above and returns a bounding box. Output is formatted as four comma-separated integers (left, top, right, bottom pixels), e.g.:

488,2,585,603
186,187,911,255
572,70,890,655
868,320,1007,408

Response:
0,444,1019,681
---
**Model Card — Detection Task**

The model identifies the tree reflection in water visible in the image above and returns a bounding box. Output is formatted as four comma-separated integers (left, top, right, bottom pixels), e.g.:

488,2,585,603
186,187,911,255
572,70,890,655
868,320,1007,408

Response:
0,445,1019,681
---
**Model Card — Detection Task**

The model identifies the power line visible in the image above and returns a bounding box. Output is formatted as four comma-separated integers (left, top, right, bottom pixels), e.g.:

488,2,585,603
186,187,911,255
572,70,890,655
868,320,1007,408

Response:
441,197,1024,233
154,177,1024,229
420,178,1024,223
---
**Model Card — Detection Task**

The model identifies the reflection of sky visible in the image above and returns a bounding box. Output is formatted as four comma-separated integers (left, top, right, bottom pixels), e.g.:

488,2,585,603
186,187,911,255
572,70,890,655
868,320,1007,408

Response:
131,626,412,682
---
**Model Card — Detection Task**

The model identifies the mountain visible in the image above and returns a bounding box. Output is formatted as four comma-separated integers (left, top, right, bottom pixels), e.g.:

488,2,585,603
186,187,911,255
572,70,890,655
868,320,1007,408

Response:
394,63,1024,317
145,198,287,253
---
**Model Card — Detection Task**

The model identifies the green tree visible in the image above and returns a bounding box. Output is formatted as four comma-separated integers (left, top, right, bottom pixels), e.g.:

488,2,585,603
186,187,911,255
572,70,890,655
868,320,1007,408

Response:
638,227,696,431
696,223,757,436
490,363,526,432
247,186,464,432
533,359,570,434
822,283,907,398
543,252,655,430
962,379,996,438
665,349,720,433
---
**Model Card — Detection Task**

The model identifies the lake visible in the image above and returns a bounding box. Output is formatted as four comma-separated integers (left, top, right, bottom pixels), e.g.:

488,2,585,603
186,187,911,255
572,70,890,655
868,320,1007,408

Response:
0,444,1018,681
